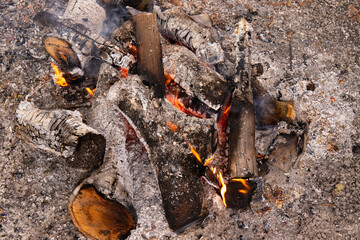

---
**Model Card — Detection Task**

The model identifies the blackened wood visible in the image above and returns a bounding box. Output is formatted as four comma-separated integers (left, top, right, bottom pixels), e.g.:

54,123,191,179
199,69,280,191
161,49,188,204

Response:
228,95,258,178
134,13,166,98
268,134,299,172
15,101,105,170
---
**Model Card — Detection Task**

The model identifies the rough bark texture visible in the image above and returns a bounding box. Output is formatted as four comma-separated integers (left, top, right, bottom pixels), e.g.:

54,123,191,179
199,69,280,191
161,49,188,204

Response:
15,101,105,170
134,13,166,98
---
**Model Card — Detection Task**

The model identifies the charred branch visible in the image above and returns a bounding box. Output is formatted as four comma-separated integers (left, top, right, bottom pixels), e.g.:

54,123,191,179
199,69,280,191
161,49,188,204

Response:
134,13,166,98
15,101,105,170
154,3,224,65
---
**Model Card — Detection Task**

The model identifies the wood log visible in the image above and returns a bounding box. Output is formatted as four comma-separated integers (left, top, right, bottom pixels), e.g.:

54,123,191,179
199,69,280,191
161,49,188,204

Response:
69,184,135,240
163,44,230,111
133,13,166,98
15,101,105,170
228,89,258,178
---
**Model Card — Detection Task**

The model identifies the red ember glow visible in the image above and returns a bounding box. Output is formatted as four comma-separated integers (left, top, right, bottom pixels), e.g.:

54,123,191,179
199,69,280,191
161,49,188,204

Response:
50,62,69,87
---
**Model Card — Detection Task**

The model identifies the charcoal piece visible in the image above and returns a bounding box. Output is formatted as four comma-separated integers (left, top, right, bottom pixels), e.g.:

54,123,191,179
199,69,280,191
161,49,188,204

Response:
15,101,105,170
268,133,299,172
163,44,230,111
134,12,165,98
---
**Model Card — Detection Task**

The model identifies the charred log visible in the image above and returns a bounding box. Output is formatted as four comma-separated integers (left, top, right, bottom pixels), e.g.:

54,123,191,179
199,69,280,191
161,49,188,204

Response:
163,44,230,111
96,68,212,232
134,13,166,98
15,101,105,170
154,3,224,65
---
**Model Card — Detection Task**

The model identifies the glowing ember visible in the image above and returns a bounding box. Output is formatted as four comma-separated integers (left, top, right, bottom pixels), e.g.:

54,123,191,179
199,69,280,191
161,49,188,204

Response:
218,171,227,207
50,62,69,87
120,68,129,78
86,87,96,97
166,121,179,132
189,144,202,165
127,43,137,59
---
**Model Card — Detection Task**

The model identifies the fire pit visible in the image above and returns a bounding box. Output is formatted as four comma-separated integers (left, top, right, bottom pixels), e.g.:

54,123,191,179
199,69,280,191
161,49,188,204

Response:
1,0,359,239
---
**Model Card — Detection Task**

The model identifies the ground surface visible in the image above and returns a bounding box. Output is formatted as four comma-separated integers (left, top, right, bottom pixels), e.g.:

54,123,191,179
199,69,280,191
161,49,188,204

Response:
0,0,359,239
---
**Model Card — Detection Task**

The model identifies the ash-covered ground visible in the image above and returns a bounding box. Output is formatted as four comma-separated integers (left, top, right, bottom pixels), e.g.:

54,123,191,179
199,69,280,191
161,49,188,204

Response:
0,0,359,239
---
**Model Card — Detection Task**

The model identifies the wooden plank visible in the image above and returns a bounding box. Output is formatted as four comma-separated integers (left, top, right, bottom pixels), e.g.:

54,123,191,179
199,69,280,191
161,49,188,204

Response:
134,13,166,98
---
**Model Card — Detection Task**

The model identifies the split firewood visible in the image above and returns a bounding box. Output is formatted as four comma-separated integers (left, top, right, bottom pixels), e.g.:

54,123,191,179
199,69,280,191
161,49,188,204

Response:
133,12,166,98
228,92,258,178
163,44,231,111
15,101,105,170
154,3,224,65
96,66,212,232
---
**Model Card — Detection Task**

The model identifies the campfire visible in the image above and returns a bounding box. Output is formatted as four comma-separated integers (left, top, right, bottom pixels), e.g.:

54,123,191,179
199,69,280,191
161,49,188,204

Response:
14,0,308,239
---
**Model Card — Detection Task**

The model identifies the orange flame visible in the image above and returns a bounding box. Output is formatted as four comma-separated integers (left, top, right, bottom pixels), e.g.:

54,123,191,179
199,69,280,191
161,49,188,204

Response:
120,67,129,78
204,154,215,166
51,62,69,87
218,171,227,207
189,144,202,165
85,87,96,97
233,178,251,194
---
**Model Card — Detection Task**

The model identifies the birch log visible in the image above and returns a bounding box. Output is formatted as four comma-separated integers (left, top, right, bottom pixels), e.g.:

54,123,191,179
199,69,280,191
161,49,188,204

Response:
15,101,105,169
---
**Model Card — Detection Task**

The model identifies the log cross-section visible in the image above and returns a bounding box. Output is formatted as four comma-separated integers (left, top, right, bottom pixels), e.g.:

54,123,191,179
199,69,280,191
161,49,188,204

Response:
134,12,166,98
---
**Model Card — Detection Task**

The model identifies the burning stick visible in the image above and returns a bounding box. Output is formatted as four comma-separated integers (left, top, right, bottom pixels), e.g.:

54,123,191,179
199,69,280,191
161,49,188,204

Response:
15,101,105,170
133,12,166,98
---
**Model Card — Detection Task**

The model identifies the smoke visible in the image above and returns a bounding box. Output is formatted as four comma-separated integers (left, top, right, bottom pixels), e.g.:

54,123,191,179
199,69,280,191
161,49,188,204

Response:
101,4,131,39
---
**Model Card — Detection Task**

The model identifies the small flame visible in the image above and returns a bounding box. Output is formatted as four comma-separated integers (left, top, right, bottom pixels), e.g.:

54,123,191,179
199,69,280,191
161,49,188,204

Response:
85,87,96,97
233,178,251,194
204,154,215,166
218,171,227,207
51,62,69,87
189,143,202,165
127,43,137,59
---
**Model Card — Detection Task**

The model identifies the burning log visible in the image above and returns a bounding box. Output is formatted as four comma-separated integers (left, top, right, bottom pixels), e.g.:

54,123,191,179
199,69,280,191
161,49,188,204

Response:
133,12,166,98
163,44,230,111
154,3,224,65
96,68,212,232
15,101,105,170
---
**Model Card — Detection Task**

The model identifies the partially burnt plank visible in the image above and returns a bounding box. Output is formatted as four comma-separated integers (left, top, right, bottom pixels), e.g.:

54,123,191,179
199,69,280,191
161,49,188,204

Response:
228,94,258,178
15,101,105,170
134,13,166,98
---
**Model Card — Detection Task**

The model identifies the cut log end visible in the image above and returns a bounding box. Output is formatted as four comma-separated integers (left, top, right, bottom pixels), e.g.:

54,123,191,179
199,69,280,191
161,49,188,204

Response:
69,186,135,240
69,133,106,170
